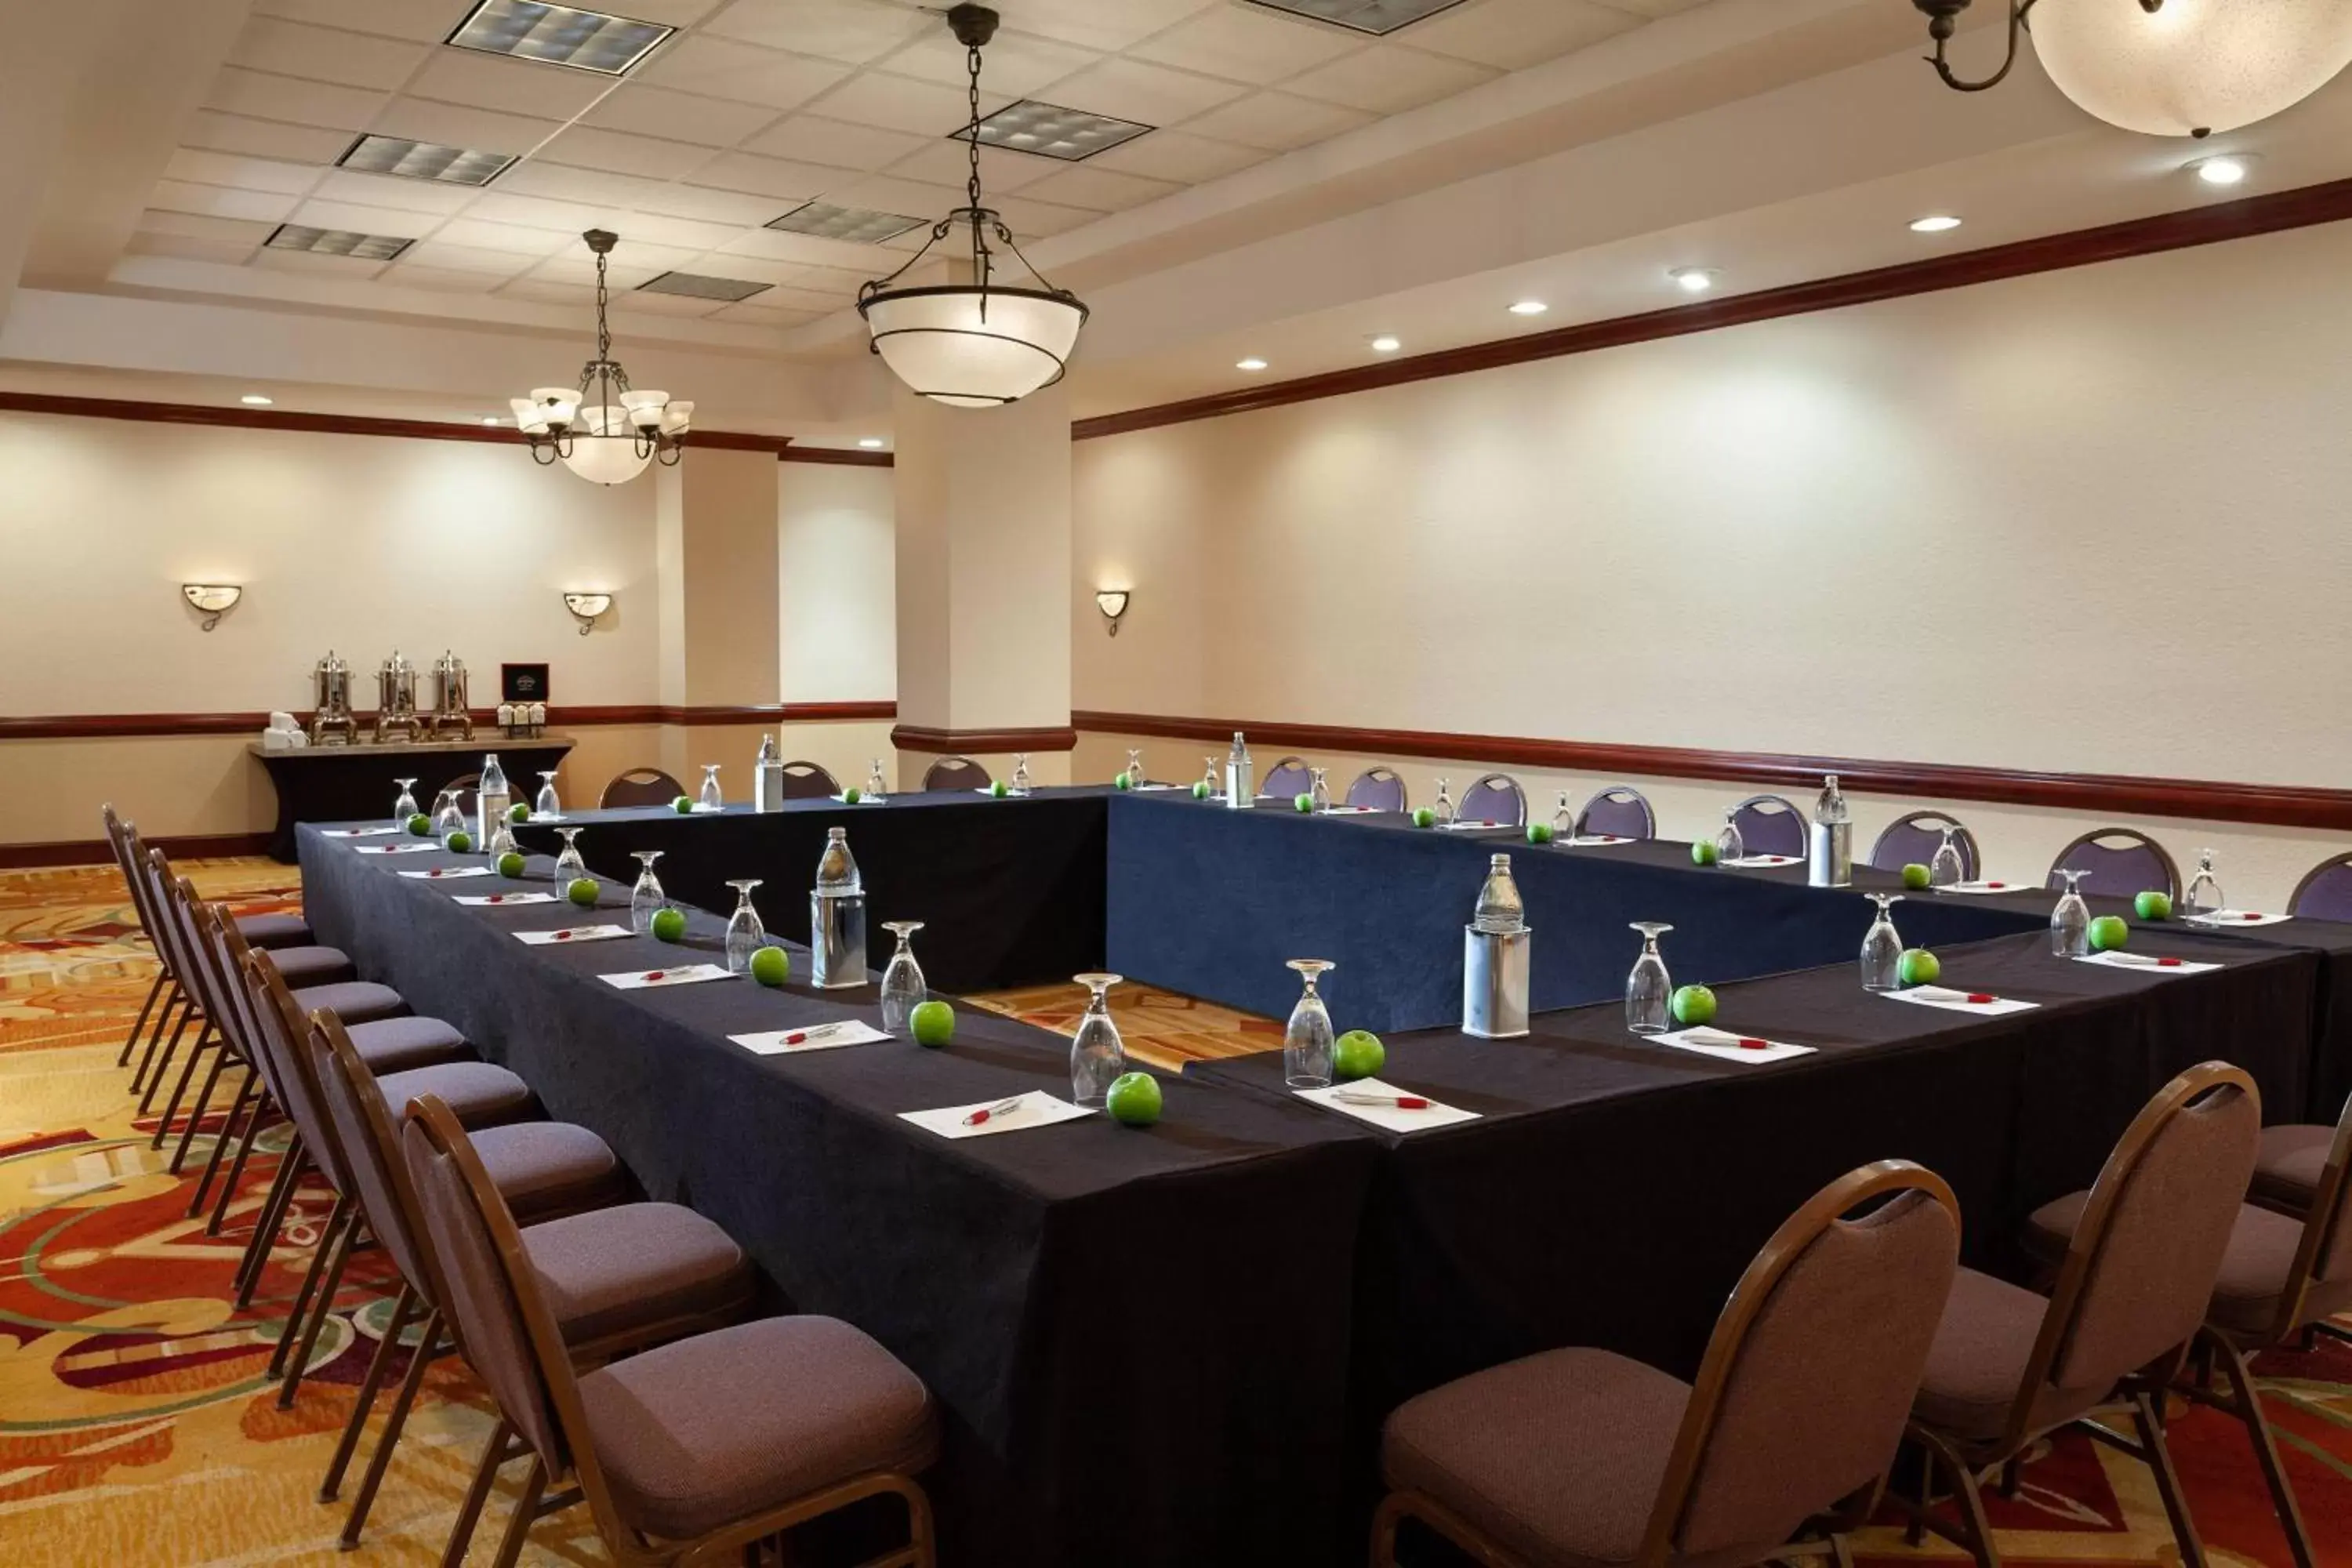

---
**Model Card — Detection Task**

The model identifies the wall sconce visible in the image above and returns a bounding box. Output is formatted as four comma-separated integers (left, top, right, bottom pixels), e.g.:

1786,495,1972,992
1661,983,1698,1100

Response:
182,583,242,631
1094,589,1131,637
563,591,614,636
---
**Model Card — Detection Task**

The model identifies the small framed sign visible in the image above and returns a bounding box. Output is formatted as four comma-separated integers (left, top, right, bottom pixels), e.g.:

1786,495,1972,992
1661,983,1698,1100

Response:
502,663,550,704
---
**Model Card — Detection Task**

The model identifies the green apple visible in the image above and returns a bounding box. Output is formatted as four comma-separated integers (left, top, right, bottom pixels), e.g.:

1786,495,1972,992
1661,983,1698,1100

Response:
909,999,955,1047
1106,1071,1163,1127
1191,781,1211,800
650,906,686,943
1411,806,1437,829
566,877,600,907
1691,839,1719,867
1334,1029,1385,1080
1897,948,1940,987
1113,771,1134,791
989,779,1011,797
407,812,432,836
445,829,474,855
2135,889,2172,921
507,802,531,825
1669,984,1717,1026
671,795,694,815
748,945,790,986
1901,862,1932,891
2089,914,2130,952
843,786,862,804
1294,793,1314,813
1526,822,1555,845
496,851,526,879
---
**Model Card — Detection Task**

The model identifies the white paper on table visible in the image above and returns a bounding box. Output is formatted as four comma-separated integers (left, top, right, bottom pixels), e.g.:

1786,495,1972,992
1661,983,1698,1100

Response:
1439,819,1508,832
2074,951,2221,975
515,924,631,946
1565,835,1633,848
1655,1025,1816,1065
599,962,736,991
829,793,884,805
1131,782,1181,791
898,1091,1092,1139
973,787,1015,797
398,866,493,880
529,812,568,822
1938,880,2028,896
1882,985,2040,1016
731,1020,891,1055
1294,1077,1480,1133
2185,909,2292,928
1722,855,1800,868
1320,804,1377,815
454,891,560,906
357,843,437,855
689,803,723,814
322,826,402,837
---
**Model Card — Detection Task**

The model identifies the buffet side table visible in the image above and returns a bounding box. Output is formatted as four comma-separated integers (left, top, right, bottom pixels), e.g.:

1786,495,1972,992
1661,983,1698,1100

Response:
249,734,573,861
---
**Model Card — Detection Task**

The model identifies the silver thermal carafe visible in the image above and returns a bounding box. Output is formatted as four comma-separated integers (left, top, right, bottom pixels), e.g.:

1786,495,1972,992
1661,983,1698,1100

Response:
753,733,785,813
1806,772,1853,888
1224,730,1252,809
1463,852,1532,1039
810,826,867,989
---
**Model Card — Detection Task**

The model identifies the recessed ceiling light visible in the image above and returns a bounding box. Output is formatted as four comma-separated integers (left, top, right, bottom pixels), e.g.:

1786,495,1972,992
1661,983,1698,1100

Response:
240,394,273,407
1369,335,1402,353
1909,214,1963,233
857,437,886,449
1668,267,1718,295
973,100,1153,162
445,0,673,75
1243,0,1475,36
2190,154,2254,187
1508,299,1548,316
1236,356,1269,371
637,271,771,303
338,134,514,187
765,201,927,245
264,223,412,260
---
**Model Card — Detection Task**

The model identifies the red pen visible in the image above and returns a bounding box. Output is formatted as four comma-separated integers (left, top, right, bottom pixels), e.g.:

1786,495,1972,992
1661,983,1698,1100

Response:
1735,1037,1772,1051
963,1094,1026,1127
2158,957,2183,967
1332,1091,1432,1109
643,970,666,982
554,929,573,940
1966,993,1996,1004
1987,881,2006,889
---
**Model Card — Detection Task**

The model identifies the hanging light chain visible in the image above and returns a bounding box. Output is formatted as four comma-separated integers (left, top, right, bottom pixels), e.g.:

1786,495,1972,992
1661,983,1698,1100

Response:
965,38,985,212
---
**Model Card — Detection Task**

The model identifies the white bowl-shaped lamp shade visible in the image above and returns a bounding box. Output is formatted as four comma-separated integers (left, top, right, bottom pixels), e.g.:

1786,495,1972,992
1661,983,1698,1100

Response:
659,399,694,435
2032,0,2352,136
509,397,551,434
561,403,653,485
860,285,1086,408
530,387,583,426
621,389,670,430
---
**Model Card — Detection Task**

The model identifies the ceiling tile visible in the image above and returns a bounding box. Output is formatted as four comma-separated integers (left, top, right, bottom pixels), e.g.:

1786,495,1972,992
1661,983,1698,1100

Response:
499,276,600,305
638,34,854,107
549,235,706,271
406,50,611,120
1178,89,1373,149
999,0,1222,53
608,0,725,24
877,29,1103,96
709,300,824,327
1401,0,1644,69
399,239,539,275
163,148,322,197
700,0,932,65
310,167,485,213
1129,6,1366,85
1085,129,1267,183
1018,164,1178,212
428,218,576,255
538,125,717,180
530,254,665,288
881,139,1054,194
610,212,747,252
802,71,989,136
252,0,471,45
987,191,1102,238
1280,45,1494,114
713,227,891,272
731,283,846,314
150,180,301,223
229,16,433,90
249,245,394,277
610,289,728,318
685,151,846,200
630,182,786,224
463,190,628,231
1041,57,1247,127
137,209,279,245
494,161,672,208
746,114,925,171
811,173,964,220
285,196,445,237
581,83,782,147
383,263,511,293
125,232,263,266
180,111,357,163
205,67,389,131
369,99,564,158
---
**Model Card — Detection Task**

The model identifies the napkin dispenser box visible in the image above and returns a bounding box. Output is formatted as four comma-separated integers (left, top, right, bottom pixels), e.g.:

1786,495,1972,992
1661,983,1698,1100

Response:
810,889,867,989
1462,925,1531,1039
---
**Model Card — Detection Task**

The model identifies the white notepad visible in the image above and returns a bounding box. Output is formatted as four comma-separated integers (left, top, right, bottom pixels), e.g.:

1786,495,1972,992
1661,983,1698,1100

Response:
2074,951,2221,975
898,1091,1091,1139
1883,985,2039,1016
322,826,402,837
1439,819,1508,832
515,924,631,946
398,866,492,880
358,843,437,855
600,963,735,991
1564,835,1632,848
1722,855,1800,869
1654,1025,1815,1065
829,793,885,805
2184,909,2292,928
1295,1077,1479,1133
731,1020,890,1055
454,891,560,906
1938,880,2026,895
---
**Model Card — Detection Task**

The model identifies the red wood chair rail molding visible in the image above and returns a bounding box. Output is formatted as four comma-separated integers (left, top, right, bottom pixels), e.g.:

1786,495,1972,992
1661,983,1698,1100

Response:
1071,710,2352,833
0,702,895,740
890,723,1080,754
1070,173,2352,442
780,446,894,466
0,390,797,454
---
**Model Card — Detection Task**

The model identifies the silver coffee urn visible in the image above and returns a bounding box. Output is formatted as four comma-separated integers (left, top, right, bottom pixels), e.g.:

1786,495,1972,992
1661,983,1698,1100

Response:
810,827,867,989
1463,852,1532,1039
374,650,421,744
309,651,358,745
427,649,474,740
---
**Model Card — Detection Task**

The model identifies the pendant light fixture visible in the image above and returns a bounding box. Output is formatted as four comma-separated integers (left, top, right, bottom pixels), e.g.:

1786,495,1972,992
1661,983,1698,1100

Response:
511,230,692,485
1913,0,2352,137
857,4,1088,408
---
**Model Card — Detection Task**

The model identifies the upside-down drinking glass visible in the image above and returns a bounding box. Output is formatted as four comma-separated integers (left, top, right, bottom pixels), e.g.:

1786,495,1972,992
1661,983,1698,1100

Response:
552,828,587,884
1202,757,1221,799
2184,848,2224,916
1127,748,1145,785
535,771,561,818
486,821,518,861
1011,754,1032,795
698,764,723,811
724,880,765,973
1552,791,1576,840
1714,811,1745,864
879,921,927,1035
2051,869,2092,957
434,789,467,848
392,778,419,827
865,759,889,800
1860,893,1904,991
1626,922,1675,1035
1432,778,1456,826
1309,768,1332,814
1070,972,1127,1106
630,851,666,934
1283,959,1337,1089
1931,828,1965,888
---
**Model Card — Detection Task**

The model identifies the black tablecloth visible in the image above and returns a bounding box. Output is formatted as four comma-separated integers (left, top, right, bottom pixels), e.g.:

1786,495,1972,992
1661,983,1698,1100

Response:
254,738,572,860
300,826,1375,1568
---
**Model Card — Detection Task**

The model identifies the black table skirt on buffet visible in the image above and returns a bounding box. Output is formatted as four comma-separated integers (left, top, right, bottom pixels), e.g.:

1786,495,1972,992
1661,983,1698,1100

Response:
252,737,572,861
299,825,1376,1568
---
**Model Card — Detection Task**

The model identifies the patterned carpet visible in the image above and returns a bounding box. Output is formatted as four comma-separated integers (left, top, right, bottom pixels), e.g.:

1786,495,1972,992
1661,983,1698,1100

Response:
1,858,2347,1566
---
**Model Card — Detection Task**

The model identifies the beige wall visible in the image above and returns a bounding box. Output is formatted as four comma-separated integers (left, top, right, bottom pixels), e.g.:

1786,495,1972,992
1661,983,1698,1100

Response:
779,460,895,704
1072,222,2352,910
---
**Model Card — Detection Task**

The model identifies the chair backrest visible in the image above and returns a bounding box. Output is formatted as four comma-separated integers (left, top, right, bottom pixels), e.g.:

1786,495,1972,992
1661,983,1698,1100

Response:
598,767,684,809
1457,773,1527,828
137,846,198,997
307,1011,447,1317
2016,1063,2259,1426
777,760,839,800
1576,785,1656,840
1345,768,1407,813
1728,794,1807,859
1645,1161,1960,1560
2048,829,2180,902
235,942,356,1196
2290,854,2352,923
1869,811,1980,879
922,756,991,791
1261,757,1312,799
2261,1091,2352,1341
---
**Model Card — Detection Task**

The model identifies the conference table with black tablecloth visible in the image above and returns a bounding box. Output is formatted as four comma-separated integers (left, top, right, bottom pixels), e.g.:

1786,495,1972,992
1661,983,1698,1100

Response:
299,825,1377,1568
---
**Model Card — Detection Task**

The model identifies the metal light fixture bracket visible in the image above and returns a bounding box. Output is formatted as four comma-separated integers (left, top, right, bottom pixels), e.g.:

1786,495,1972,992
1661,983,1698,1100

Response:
564,591,615,636
182,583,242,631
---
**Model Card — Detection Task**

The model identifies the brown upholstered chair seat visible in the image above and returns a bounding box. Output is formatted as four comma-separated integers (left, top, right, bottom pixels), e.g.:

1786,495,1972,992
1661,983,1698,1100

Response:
343,1014,468,1074
290,979,408,1025
524,1202,752,1345
1913,1267,2110,1443
376,1060,535,1127
2024,1189,2352,1339
473,1121,626,1225
2252,1124,2333,1211
577,1315,938,1541
262,944,356,986
1381,1347,1704,1568
234,912,314,949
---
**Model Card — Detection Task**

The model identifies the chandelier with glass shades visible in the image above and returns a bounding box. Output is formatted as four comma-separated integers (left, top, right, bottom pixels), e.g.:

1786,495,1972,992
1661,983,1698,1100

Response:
856,4,1088,408
1913,0,2352,137
511,230,691,485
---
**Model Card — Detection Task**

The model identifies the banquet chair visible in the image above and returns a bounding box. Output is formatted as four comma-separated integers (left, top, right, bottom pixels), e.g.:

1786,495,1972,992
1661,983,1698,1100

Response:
1729,793,1807,858
778,760,840,800
1870,811,1980,880
1898,1062,2259,1568
921,755,991,791
1261,756,1313,800
1346,767,1408,813
2289,853,2352,922
600,767,686,808
307,1014,751,1552
402,1094,942,1568
2047,828,2180,901
1457,773,1528,828
1373,1160,1959,1568
2021,1085,2352,1568
1575,785,1657,840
